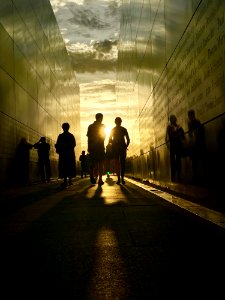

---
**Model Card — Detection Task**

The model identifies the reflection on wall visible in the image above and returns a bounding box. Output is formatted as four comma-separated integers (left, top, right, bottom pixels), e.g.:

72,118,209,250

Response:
117,0,225,190
0,0,80,183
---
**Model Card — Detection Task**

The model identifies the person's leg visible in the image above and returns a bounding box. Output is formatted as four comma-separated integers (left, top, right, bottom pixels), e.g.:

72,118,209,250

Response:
120,151,126,184
38,160,45,182
98,161,104,185
114,159,121,184
68,177,72,185
89,154,96,183
45,159,51,182
170,151,176,182
176,153,182,182
61,177,68,188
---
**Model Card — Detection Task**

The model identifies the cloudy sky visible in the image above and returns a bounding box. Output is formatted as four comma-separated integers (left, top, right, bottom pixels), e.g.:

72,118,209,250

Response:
49,0,121,149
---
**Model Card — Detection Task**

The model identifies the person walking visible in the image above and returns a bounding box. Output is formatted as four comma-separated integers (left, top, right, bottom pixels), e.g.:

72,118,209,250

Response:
55,122,76,188
86,113,106,185
79,150,88,178
108,117,130,185
165,114,186,182
33,137,51,183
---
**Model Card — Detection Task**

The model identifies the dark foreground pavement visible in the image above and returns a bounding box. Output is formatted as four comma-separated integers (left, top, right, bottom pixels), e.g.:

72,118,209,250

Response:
1,176,225,299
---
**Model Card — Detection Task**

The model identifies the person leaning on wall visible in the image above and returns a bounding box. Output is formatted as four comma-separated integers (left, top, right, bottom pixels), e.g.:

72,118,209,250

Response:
165,114,186,182
187,109,206,185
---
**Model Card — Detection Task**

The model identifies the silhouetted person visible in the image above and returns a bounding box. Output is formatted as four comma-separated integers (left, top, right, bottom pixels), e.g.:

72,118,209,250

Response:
187,109,206,184
87,113,106,185
109,117,130,184
15,137,33,185
166,114,185,182
33,137,51,183
55,122,76,188
79,150,88,178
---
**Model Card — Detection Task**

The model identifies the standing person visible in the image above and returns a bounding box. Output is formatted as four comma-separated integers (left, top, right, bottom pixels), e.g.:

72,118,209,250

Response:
55,122,76,188
109,117,130,185
165,114,186,182
187,109,206,184
86,113,106,185
79,150,88,178
33,137,51,183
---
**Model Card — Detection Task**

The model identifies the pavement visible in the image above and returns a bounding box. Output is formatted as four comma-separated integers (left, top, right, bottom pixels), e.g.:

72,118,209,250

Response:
1,175,225,299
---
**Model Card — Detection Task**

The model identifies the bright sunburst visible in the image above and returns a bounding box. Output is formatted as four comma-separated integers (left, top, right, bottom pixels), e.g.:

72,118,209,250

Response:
105,126,112,142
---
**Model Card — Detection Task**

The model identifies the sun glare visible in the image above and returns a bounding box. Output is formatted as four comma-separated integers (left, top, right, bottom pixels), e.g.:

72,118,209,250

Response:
105,126,112,142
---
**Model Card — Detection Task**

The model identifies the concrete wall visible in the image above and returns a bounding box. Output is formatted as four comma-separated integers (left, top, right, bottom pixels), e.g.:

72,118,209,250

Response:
117,0,225,190
0,0,80,185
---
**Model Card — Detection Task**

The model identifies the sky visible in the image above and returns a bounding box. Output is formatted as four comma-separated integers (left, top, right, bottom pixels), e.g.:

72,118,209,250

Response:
49,0,121,150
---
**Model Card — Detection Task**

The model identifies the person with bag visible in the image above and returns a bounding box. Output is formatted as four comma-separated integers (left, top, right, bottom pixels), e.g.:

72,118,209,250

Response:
108,117,130,184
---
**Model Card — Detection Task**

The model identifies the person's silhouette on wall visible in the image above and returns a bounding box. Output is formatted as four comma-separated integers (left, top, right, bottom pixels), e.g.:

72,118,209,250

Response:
86,113,106,185
187,109,206,184
15,137,33,185
109,117,130,185
166,114,185,182
33,137,51,183
55,122,76,188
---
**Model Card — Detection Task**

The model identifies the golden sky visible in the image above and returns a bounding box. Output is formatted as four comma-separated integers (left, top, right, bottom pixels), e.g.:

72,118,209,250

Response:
50,0,121,151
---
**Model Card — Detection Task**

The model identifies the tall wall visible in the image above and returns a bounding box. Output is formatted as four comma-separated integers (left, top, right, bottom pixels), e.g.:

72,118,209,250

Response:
0,0,80,184
117,0,225,189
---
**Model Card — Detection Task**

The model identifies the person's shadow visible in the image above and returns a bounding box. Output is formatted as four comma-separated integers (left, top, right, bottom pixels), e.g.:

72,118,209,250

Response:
13,138,33,186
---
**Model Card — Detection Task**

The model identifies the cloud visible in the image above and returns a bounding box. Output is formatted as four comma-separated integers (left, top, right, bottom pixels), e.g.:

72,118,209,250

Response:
50,1,120,75
51,1,120,42
68,40,117,73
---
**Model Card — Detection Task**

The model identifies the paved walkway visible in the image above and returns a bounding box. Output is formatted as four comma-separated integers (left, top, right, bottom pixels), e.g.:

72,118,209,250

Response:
1,176,225,299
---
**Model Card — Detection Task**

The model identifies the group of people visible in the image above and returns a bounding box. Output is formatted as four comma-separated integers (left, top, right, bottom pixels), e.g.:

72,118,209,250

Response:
165,109,206,184
16,109,204,188
86,113,130,185
15,114,130,188
55,113,130,188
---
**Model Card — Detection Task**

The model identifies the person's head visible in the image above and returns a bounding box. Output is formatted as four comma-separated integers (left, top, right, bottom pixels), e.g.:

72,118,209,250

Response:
188,109,196,121
95,113,103,123
169,115,177,125
115,117,122,126
62,122,70,132
40,137,46,143
82,150,85,155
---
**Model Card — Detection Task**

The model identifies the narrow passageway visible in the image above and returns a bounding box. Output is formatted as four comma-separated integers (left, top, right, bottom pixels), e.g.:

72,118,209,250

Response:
1,176,225,299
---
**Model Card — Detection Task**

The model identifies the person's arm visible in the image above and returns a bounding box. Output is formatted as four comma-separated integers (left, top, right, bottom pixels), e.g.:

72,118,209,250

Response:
165,126,170,148
55,135,61,154
33,138,41,149
73,134,76,148
125,130,130,148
